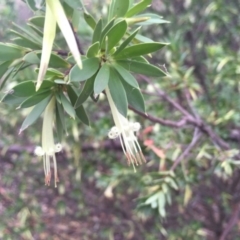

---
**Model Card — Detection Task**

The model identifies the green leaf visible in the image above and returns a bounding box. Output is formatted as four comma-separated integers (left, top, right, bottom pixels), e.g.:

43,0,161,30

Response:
113,63,139,88
0,43,26,61
28,16,45,28
100,18,115,44
135,13,170,25
23,52,40,64
86,42,100,58
67,86,90,126
108,68,128,117
25,0,43,11
125,0,152,18
0,67,15,90
120,79,145,113
117,60,167,77
36,52,71,68
7,81,35,97
74,76,95,108
114,42,168,59
20,95,52,133
10,29,41,49
84,12,96,30
106,20,128,51
109,0,129,20
0,61,13,78
70,58,99,82
27,23,44,37
59,92,76,119
114,27,140,55
19,90,52,108
56,100,67,134
92,19,103,44
94,64,110,94
134,34,154,43
64,0,84,9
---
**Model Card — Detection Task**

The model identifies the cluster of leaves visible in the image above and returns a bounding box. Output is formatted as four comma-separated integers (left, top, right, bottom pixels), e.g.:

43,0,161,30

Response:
1,0,168,143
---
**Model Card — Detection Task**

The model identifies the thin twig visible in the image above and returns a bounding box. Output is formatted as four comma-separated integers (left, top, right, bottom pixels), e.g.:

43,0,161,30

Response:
170,128,202,171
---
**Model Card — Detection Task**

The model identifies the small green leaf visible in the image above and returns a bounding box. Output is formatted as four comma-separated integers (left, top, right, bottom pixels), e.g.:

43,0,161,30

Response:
67,86,90,126
36,52,71,68
92,19,102,44
20,95,52,133
0,61,13,78
100,18,115,44
27,23,44,37
86,42,100,58
106,20,128,51
108,68,128,117
8,81,35,97
60,92,76,119
114,27,140,55
113,63,139,88
19,90,52,108
121,79,145,113
56,100,67,134
117,60,167,77
25,0,43,11
0,67,15,90
94,64,110,94
74,76,95,108
0,43,26,61
70,58,99,82
84,12,96,30
54,79,67,84
23,52,40,64
64,0,84,9
125,0,152,18
108,0,129,20
136,13,170,25
29,16,45,28
114,42,168,59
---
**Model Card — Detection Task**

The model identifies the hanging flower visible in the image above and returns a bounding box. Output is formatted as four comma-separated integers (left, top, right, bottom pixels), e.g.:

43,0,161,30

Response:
36,0,82,90
34,97,62,187
105,88,146,170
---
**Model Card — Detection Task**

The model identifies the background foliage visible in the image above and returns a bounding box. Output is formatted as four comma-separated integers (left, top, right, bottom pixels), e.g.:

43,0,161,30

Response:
0,0,240,239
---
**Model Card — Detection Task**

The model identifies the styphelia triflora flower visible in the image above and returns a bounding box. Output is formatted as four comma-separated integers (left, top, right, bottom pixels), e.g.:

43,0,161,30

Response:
36,0,82,90
34,97,62,187
105,88,146,171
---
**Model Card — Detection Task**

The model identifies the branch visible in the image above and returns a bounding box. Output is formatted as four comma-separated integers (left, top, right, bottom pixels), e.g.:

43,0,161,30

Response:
170,128,202,171
219,203,240,240
129,106,188,128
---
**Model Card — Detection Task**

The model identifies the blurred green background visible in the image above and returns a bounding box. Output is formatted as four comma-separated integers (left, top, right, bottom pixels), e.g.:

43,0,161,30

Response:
0,0,240,239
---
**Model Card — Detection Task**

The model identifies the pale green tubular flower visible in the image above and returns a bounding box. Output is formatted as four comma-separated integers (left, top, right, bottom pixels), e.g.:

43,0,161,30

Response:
105,88,146,171
36,0,82,90
34,97,62,187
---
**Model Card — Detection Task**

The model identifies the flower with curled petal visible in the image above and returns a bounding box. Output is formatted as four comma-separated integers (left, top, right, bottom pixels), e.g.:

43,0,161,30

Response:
106,87,146,170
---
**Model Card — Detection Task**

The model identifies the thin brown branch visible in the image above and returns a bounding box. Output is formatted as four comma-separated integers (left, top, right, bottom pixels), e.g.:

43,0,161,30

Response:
219,203,240,240
170,128,202,171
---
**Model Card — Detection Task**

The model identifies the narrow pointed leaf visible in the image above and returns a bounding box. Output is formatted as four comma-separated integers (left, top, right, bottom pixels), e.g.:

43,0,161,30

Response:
108,68,128,117
84,12,96,30
86,42,100,58
74,76,95,108
67,86,90,126
92,19,102,44
70,58,99,82
106,20,128,51
0,61,13,78
20,96,52,133
136,13,170,25
114,42,168,59
12,37,41,50
120,79,145,113
125,0,152,18
113,63,139,88
117,60,167,77
100,18,115,44
0,43,26,61
114,27,140,55
94,64,110,94
19,90,52,108
60,92,76,119
109,0,129,20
